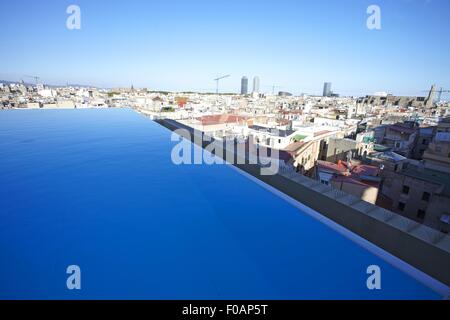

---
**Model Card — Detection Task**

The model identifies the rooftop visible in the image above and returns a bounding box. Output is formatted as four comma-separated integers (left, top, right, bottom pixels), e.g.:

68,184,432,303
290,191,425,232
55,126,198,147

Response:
317,160,381,187
249,125,296,137
388,124,418,135
196,114,250,126
402,164,450,197
369,151,407,163
283,140,307,153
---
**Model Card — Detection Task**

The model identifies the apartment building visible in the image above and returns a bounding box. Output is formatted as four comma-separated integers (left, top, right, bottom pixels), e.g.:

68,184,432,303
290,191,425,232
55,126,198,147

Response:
423,118,450,173
387,164,450,233
375,122,419,158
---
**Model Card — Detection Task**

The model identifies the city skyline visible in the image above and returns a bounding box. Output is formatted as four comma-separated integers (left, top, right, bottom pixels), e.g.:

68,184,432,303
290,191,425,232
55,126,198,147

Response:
1,0,449,97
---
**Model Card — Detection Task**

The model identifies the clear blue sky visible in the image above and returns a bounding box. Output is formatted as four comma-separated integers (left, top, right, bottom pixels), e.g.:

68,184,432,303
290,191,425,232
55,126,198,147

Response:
1,0,449,96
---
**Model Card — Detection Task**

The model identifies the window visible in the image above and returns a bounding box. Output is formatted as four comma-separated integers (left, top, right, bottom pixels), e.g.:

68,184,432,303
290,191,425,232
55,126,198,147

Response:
417,210,426,220
422,192,431,202
398,202,406,211
402,185,410,195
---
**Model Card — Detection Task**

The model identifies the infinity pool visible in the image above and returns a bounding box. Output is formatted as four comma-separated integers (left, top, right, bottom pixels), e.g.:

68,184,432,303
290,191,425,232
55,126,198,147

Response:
0,108,443,299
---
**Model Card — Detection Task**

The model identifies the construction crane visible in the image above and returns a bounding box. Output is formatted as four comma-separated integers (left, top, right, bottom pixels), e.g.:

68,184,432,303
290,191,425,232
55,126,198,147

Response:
24,75,41,85
422,87,450,102
213,75,230,95
435,88,450,102
264,85,283,95
271,85,284,95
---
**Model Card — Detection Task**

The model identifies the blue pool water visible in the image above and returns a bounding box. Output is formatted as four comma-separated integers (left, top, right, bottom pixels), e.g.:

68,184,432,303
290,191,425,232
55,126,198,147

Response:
0,108,443,299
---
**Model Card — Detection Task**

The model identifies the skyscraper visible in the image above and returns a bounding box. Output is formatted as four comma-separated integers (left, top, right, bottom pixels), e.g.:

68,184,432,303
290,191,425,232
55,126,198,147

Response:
241,76,248,95
323,82,332,97
253,76,260,94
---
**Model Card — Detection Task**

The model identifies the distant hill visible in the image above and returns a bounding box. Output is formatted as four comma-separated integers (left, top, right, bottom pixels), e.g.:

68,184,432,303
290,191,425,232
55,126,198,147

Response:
0,79,32,86
0,79,98,89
